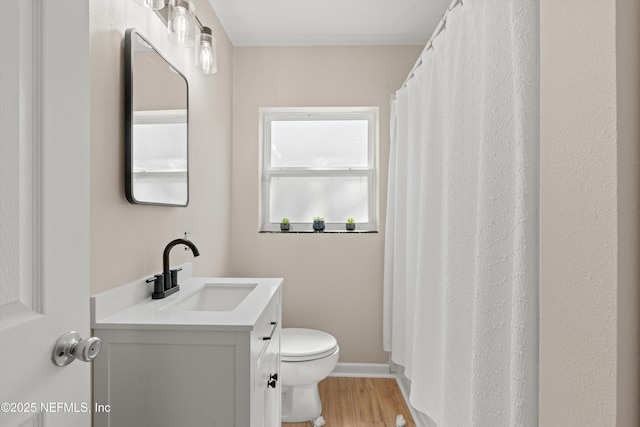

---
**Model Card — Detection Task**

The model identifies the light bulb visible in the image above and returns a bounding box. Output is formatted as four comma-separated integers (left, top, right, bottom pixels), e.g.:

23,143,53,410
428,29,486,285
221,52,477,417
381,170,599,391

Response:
200,41,213,71
174,8,187,45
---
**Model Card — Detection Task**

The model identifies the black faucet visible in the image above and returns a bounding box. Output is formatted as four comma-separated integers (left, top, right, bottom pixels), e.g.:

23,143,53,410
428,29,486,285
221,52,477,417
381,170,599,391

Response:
147,238,200,299
163,238,200,287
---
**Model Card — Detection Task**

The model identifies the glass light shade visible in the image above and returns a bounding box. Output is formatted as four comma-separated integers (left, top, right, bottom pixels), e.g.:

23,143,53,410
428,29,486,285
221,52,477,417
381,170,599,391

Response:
168,0,195,47
196,27,217,74
134,0,165,10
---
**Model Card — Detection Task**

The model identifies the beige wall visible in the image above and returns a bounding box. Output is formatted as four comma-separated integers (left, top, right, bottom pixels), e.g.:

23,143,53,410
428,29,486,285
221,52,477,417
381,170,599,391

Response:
231,46,421,363
540,0,640,425
90,0,233,294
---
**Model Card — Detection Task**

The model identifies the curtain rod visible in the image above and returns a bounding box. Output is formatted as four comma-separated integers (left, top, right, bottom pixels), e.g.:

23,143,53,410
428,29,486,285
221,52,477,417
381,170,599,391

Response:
401,0,463,88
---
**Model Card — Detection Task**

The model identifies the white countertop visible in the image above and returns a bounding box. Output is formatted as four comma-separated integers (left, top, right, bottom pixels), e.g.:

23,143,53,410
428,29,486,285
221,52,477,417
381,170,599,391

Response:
91,263,282,331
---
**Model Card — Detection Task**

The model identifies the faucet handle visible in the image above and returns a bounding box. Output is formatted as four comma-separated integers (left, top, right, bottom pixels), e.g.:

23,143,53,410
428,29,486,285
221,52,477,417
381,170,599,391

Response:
169,268,183,289
146,274,164,296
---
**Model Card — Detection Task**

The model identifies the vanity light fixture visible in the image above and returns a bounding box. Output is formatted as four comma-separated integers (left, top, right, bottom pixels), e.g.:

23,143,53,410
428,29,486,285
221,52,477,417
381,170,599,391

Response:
133,0,217,75
196,27,217,75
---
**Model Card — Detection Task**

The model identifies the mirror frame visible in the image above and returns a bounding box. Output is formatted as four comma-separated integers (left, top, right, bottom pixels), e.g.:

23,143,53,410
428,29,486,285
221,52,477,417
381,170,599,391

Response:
124,28,190,207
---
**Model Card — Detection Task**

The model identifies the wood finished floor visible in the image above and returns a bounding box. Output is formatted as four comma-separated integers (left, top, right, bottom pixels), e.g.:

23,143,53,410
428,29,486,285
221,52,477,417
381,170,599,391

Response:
283,377,416,427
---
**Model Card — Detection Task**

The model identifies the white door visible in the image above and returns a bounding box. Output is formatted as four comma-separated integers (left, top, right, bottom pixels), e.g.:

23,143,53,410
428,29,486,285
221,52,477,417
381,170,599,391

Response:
0,0,91,426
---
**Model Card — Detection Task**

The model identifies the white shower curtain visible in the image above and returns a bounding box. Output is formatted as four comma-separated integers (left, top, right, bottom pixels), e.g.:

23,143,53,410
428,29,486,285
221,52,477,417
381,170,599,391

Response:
384,1,538,426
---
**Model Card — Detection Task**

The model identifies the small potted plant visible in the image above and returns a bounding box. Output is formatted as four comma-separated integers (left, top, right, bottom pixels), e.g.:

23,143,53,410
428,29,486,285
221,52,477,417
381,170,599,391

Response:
346,218,356,231
313,216,325,232
280,218,290,231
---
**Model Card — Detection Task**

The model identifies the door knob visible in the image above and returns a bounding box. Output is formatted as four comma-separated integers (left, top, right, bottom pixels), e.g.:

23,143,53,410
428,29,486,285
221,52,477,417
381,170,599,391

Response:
51,331,102,367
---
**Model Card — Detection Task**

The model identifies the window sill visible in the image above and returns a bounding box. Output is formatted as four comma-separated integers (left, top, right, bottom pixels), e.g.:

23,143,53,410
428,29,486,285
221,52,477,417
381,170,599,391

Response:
259,230,378,234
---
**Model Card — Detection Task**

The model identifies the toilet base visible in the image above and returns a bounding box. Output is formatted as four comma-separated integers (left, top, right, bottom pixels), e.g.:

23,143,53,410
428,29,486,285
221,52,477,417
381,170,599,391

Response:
281,383,322,422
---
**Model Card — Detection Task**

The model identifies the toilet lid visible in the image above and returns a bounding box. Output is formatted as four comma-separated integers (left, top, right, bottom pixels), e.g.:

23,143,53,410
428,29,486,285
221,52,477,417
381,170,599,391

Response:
281,328,338,362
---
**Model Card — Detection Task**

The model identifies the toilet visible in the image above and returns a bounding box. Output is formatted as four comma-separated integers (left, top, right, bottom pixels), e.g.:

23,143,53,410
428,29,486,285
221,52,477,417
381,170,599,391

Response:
280,328,339,423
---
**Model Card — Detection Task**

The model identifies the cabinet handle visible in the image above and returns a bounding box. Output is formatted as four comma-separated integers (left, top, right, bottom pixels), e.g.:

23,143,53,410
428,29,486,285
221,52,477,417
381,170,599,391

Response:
262,322,278,340
268,373,278,388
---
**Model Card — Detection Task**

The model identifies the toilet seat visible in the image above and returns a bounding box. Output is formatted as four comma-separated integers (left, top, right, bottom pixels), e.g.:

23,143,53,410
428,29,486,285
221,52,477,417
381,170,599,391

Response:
281,328,338,362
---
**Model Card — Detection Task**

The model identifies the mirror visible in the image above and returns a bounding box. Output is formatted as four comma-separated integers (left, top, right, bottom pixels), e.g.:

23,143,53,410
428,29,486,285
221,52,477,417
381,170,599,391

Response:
125,28,189,206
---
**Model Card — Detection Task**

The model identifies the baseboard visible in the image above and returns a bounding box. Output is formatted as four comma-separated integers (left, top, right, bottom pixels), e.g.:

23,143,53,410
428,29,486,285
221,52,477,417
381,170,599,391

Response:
329,362,394,378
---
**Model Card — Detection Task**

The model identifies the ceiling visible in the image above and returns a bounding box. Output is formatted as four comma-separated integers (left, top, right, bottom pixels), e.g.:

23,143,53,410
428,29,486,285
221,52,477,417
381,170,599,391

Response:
207,0,453,47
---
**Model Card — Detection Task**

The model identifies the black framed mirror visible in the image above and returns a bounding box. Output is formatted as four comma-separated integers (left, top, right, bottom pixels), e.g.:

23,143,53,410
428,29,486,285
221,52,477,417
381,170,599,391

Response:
125,28,189,206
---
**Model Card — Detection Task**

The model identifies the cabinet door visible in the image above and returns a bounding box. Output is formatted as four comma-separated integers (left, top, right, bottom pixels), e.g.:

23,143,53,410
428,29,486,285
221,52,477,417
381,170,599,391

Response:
262,329,280,427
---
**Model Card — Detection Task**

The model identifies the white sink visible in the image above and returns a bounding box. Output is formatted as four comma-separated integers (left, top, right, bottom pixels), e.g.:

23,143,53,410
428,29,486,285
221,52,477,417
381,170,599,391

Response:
91,265,283,331
161,283,258,312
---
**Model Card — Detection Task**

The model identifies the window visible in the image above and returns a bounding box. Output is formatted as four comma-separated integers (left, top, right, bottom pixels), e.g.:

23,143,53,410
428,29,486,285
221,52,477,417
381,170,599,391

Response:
260,107,378,232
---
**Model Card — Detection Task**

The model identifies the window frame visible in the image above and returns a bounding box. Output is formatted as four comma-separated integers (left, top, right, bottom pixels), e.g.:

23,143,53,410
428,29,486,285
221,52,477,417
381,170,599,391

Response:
259,107,379,232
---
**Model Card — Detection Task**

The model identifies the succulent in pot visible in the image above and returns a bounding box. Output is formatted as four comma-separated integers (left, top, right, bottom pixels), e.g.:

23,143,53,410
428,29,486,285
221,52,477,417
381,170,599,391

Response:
280,218,290,231
346,218,356,231
313,217,325,232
